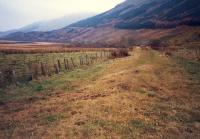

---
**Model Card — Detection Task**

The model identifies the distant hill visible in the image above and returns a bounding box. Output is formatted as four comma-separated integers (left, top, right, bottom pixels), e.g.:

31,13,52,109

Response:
0,30,18,37
19,13,95,32
2,0,200,45
0,13,95,37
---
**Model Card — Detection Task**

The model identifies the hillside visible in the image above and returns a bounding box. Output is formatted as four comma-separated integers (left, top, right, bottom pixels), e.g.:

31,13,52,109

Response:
70,0,200,29
2,0,200,45
3,26,200,46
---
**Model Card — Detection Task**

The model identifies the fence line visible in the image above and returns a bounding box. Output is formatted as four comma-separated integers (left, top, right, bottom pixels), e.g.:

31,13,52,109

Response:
0,51,112,87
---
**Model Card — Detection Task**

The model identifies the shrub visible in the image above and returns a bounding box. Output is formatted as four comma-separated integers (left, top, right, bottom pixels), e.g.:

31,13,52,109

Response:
33,85,43,92
111,48,129,58
149,39,168,50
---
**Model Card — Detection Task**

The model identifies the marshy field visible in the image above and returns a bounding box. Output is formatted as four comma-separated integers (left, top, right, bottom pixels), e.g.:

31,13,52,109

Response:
0,42,200,138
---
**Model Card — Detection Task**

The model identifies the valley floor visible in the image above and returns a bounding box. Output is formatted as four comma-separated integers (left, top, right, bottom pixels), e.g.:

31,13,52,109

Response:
0,48,200,138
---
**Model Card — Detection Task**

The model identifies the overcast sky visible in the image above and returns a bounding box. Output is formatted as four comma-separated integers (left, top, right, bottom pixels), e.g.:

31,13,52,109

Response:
0,0,124,31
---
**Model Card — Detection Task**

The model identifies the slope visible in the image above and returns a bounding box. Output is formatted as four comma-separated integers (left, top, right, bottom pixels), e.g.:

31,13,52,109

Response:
2,0,200,44
70,0,200,29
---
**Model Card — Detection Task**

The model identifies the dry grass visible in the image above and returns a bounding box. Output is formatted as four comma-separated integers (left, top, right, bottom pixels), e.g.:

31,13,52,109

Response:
0,48,199,138
0,43,115,54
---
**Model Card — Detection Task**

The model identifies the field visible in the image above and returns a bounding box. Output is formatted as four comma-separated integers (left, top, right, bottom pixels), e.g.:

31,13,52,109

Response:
0,44,200,138
0,42,114,87
0,42,114,54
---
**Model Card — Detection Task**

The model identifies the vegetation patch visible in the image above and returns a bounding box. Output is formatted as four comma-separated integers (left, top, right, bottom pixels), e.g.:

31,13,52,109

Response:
147,91,157,97
175,57,200,82
42,114,65,124
128,119,146,129
110,48,130,58
135,88,146,94
33,84,44,92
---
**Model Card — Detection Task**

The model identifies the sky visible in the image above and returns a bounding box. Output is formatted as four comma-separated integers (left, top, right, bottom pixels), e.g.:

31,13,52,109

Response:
0,0,124,31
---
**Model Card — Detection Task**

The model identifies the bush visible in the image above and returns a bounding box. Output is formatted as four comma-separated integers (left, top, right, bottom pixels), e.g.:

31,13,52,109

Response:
149,39,168,50
110,48,129,58
33,85,43,92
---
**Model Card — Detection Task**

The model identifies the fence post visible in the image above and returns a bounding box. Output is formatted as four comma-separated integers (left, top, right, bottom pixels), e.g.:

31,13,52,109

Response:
57,60,61,70
67,59,70,70
82,56,84,65
41,62,47,76
83,56,85,65
12,69,17,85
90,56,93,64
36,55,38,63
71,58,75,68
85,55,87,65
79,57,83,65
54,63,59,74
96,53,98,62
88,56,91,65
32,63,39,79
108,51,111,59
44,62,51,76
64,59,68,70
85,55,89,65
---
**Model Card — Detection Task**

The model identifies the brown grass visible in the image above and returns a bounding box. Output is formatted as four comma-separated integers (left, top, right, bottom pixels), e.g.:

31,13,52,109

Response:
0,48,199,138
0,43,115,54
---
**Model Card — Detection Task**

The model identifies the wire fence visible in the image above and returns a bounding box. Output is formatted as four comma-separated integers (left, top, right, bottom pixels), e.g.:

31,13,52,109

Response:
0,51,112,88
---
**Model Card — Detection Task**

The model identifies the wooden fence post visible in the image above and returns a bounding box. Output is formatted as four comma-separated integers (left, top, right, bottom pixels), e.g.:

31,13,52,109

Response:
96,53,98,62
41,62,47,76
85,55,87,65
32,63,39,79
88,56,91,65
45,62,51,76
54,63,59,74
108,51,111,59
57,60,61,70
71,58,75,68
64,59,68,70
79,57,83,65
89,56,93,64
35,55,38,63
82,56,84,65
79,57,82,65
12,69,17,85
85,55,89,65
67,59,70,69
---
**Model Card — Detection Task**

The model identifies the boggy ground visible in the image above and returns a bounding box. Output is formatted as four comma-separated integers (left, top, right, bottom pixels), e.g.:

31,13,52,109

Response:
0,48,200,139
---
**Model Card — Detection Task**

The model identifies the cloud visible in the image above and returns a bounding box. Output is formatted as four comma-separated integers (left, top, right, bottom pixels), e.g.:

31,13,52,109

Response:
0,0,124,31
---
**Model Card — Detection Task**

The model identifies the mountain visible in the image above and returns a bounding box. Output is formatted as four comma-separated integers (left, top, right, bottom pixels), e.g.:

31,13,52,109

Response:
70,0,200,29
19,13,95,32
0,30,18,37
0,13,95,37
2,0,200,45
